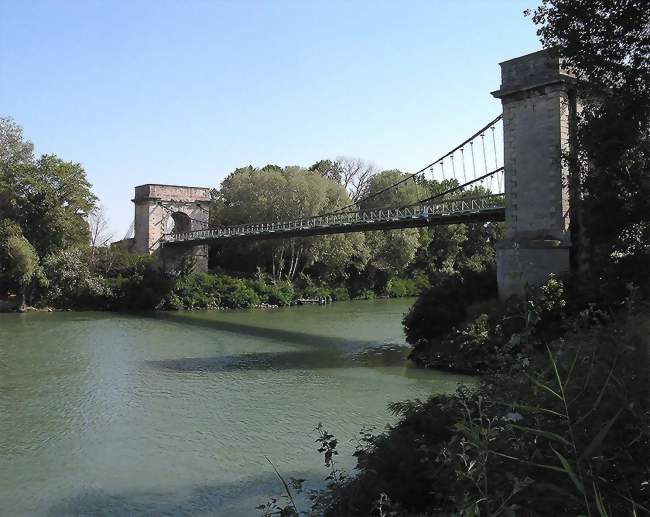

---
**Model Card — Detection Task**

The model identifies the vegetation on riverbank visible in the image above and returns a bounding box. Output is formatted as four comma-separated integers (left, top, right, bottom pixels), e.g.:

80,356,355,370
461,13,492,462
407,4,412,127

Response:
265,294,649,516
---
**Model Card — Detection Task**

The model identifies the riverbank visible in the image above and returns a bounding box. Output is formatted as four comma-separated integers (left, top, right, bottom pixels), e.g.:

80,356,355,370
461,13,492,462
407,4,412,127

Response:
278,297,650,516
0,270,427,313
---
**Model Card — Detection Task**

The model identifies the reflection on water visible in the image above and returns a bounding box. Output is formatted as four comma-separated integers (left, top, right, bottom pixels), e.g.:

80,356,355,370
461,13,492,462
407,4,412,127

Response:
0,299,470,516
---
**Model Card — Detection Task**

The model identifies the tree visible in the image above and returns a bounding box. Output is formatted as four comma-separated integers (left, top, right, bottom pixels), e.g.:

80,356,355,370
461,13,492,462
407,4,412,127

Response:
528,1,649,96
3,154,97,257
309,157,377,201
356,170,425,289
87,205,113,269
359,169,422,210
0,116,34,217
0,218,42,307
0,116,33,171
336,157,377,201
211,164,361,280
41,247,106,308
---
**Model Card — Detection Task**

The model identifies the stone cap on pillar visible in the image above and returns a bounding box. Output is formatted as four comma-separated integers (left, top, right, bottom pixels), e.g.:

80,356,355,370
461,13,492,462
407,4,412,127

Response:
133,184,212,203
492,48,575,99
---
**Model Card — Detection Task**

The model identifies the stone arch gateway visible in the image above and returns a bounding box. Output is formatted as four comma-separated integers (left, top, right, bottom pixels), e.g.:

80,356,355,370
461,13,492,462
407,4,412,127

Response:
131,183,210,271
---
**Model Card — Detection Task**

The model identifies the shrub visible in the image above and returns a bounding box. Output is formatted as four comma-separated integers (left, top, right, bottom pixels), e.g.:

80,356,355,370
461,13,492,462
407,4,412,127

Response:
330,286,350,301
167,272,221,309
164,273,261,309
247,279,295,306
40,248,108,308
302,285,333,299
354,288,376,300
402,275,467,344
106,267,174,311
402,268,497,344
384,277,420,298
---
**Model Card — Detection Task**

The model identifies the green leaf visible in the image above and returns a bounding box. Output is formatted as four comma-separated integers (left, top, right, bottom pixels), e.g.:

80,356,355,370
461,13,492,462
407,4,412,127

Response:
547,346,566,396
265,456,298,514
593,481,609,517
551,447,584,495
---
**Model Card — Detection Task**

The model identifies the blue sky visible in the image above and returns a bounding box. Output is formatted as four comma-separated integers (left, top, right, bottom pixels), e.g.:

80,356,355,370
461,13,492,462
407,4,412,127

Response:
0,0,540,238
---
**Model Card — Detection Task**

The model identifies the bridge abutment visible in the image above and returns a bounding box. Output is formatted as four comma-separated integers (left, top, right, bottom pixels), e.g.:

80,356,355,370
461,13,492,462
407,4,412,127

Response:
132,184,210,272
492,49,577,299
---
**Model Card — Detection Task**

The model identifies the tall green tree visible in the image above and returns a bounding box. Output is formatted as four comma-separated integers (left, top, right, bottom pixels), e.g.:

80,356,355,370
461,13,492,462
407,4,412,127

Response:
211,164,366,280
0,218,42,306
2,153,97,257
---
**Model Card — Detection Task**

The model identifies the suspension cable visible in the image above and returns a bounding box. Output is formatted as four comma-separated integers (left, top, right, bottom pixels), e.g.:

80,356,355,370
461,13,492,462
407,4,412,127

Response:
316,114,502,216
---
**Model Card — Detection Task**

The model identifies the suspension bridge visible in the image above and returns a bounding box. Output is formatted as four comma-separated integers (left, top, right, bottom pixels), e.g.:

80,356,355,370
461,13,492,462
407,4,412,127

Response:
160,115,506,246
120,49,578,298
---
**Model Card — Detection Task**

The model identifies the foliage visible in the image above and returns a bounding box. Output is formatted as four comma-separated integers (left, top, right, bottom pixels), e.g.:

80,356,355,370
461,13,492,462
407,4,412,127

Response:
407,277,571,374
384,274,430,298
402,267,497,345
247,278,295,306
92,246,172,311
163,273,262,310
1,155,97,258
211,165,354,281
0,116,33,172
0,218,44,305
40,248,107,308
329,287,350,301
209,162,501,299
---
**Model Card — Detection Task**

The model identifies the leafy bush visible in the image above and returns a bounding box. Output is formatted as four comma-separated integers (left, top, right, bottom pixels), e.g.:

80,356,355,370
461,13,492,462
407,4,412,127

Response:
329,286,350,301
105,267,174,311
384,276,429,298
247,279,295,306
221,276,260,308
166,272,221,309
163,273,260,310
302,285,333,299
40,248,107,308
402,268,497,344
353,288,376,300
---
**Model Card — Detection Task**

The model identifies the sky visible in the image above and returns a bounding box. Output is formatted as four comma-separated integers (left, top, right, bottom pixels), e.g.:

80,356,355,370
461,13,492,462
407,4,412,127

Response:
0,0,540,239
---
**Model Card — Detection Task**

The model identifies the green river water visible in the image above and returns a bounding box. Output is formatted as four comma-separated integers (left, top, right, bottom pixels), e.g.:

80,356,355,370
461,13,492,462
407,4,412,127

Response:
0,298,469,516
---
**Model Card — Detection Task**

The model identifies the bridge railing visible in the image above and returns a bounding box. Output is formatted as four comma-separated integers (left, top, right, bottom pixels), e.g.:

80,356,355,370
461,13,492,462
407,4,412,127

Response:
163,193,505,243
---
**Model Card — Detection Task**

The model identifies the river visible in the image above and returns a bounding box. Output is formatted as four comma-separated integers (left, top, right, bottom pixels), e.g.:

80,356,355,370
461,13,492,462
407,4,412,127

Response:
0,298,470,516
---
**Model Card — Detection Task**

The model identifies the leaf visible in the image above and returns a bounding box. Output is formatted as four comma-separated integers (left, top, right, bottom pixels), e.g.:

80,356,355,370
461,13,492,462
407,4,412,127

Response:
579,409,622,462
593,481,609,517
511,424,573,447
547,346,566,396
551,447,584,495
265,456,299,514
524,372,563,400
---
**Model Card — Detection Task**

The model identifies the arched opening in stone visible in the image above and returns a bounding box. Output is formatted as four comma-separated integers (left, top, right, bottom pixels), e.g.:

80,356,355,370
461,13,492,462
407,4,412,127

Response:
170,212,192,234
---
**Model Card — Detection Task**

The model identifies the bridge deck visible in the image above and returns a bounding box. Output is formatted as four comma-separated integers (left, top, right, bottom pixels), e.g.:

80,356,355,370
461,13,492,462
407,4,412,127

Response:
162,194,505,246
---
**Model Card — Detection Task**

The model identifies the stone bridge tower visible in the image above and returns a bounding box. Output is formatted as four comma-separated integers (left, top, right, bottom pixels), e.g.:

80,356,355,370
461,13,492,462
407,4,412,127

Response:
492,49,578,299
132,184,210,271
